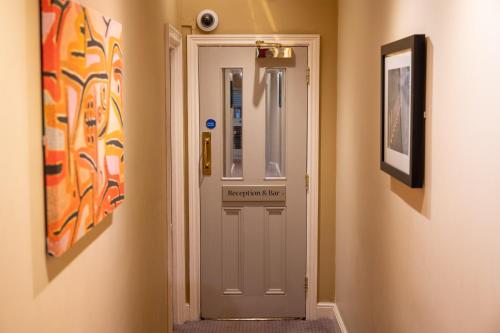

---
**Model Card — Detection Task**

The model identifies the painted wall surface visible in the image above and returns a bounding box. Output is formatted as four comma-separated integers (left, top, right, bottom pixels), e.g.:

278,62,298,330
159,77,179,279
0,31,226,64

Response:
336,0,500,332
181,0,338,302
0,0,176,332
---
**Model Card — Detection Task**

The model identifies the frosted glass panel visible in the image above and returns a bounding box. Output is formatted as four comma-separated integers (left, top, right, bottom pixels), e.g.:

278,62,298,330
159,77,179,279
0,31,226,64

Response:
265,69,286,178
223,69,243,178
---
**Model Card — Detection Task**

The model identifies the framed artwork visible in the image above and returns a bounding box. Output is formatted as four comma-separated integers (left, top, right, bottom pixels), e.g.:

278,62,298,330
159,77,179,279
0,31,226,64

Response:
380,34,426,188
41,0,124,256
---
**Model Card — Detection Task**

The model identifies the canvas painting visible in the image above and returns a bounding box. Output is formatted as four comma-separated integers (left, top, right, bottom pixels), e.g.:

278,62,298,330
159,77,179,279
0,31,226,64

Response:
41,0,124,256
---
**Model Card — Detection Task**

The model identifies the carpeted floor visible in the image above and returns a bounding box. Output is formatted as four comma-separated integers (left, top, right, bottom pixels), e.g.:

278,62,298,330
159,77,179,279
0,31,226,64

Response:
174,318,341,333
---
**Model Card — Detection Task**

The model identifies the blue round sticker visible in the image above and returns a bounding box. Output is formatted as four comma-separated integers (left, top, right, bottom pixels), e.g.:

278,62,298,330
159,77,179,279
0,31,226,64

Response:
206,119,216,129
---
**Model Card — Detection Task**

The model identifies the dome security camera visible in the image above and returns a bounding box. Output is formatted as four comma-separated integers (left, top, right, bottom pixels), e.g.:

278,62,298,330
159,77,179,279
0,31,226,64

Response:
197,9,219,32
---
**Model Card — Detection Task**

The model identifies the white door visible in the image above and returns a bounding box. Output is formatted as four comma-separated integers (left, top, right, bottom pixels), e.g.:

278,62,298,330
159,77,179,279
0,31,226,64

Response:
199,46,308,319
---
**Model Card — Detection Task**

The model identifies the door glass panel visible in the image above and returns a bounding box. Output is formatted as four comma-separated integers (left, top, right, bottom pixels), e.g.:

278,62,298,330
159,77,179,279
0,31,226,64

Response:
223,68,243,178
265,69,286,178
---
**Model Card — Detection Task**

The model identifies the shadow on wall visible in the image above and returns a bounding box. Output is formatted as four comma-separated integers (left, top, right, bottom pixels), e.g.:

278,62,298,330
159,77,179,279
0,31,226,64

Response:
32,211,113,297
389,38,433,220
46,217,113,277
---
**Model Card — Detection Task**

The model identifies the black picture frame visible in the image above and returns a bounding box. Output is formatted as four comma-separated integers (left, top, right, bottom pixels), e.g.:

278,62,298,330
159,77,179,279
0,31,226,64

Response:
380,34,426,188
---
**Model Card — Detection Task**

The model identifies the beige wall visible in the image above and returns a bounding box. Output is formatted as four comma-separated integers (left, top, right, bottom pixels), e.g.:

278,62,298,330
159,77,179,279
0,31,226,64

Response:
181,0,338,302
336,0,500,332
0,0,177,332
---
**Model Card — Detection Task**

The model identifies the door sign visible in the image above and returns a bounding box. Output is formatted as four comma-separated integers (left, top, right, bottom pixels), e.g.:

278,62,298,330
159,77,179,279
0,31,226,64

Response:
222,185,286,202
206,118,217,129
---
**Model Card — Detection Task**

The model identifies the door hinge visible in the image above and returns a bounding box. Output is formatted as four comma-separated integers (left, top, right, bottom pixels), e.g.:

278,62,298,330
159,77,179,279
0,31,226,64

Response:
305,174,310,192
305,276,309,292
306,67,311,85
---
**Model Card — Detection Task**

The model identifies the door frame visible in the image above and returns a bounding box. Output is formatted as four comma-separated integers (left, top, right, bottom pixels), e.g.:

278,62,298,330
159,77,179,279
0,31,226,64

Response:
168,25,187,326
185,34,320,321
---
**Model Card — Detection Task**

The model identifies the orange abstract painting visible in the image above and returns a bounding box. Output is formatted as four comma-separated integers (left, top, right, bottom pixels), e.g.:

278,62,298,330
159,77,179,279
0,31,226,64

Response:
41,0,124,256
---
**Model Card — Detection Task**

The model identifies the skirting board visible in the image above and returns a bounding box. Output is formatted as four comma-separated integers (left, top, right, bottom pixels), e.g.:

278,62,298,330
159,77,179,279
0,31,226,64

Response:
175,303,191,325
316,302,348,333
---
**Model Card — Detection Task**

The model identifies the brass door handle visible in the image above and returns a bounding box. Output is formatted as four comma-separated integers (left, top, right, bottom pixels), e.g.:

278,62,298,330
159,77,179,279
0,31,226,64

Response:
202,132,211,175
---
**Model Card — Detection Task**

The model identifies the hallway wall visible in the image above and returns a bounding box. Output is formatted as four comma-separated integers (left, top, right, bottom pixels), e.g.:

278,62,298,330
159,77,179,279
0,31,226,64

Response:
180,0,338,302
0,0,177,332
336,0,500,332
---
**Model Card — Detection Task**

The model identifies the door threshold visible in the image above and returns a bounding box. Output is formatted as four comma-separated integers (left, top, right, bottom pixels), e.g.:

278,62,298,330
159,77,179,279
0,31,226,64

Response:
203,317,305,321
